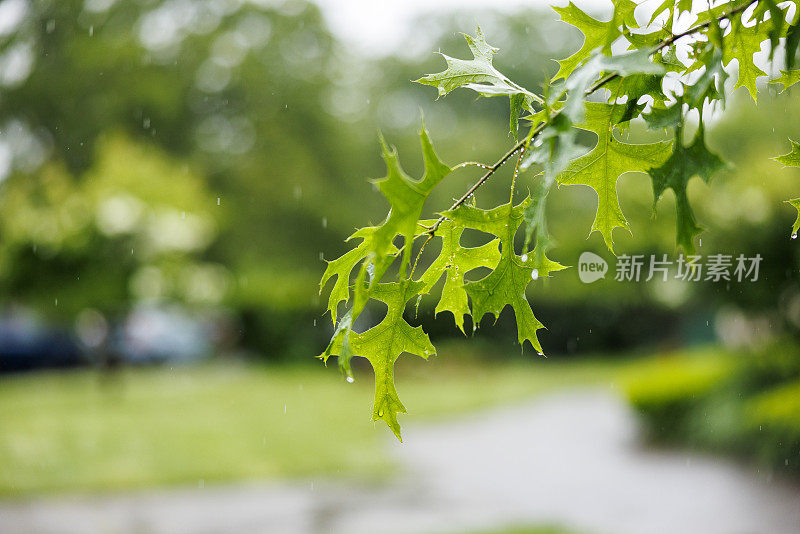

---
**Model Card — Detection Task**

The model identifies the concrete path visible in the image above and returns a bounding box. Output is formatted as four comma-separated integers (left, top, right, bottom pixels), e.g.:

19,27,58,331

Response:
1,389,798,534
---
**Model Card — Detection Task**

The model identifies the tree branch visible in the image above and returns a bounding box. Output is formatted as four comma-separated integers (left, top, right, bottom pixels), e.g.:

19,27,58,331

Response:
425,0,757,237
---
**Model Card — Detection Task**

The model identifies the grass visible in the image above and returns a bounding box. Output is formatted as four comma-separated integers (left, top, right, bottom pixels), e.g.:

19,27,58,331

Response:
442,526,580,534
0,346,625,497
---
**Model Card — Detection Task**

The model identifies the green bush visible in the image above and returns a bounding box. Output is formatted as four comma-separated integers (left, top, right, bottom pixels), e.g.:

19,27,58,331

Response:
624,342,800,475
745,380,800,473
624,349,734,442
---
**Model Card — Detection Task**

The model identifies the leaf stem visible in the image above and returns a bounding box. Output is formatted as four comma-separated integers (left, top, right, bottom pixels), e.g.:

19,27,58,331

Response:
509,143,526,202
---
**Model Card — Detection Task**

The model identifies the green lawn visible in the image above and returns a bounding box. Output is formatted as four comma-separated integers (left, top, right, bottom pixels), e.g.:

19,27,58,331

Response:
0,348,625,497
449,527,580,534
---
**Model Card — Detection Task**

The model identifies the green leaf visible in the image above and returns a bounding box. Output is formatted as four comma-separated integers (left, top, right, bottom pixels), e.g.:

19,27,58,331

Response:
603,0,639,50
787,199,800,237
694,0,754,25
753,0,787,59
319,226,397,323
319,125,450,394
644,102,683,130
418,220,501,333
685,48,728,108
552,0,638,81
787,16,800,70
649,124,726,254
770,70,800,91
648,0,693,30
522,113,580,179
604,71,666,109
561,48,665,124
775,139,800,166
510,93,525,141
443,199,565,352
520,116,579,255
556,102,673,252
322,280,434,441
368,126,452,281
415,26,541,124
723,22,768,102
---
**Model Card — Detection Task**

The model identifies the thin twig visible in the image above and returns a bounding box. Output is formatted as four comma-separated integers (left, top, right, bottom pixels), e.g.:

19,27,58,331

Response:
509,143,526,202
410,234,434,279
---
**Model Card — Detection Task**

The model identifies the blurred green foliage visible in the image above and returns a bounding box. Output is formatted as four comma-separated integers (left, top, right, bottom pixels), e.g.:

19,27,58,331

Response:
0,0,575,355
625,342,800,475
0,134,222,318
0,0,798,488
0,0,799,360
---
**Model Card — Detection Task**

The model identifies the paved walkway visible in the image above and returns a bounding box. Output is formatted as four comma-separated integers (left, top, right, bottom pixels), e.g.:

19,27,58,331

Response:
2,389,799,534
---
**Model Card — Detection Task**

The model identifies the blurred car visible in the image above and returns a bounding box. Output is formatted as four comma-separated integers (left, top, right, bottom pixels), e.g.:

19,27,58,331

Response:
115,305,213,365
0,312,83,372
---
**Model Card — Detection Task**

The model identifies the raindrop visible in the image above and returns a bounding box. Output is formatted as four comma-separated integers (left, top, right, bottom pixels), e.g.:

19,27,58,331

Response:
322,217,327,228
318,252,324,261
531,269,539,280
520,253,528,262
54,298,58,306
143,117,150,129
313,319,317,326
346,376,354,383
216,197,221,206
284,404,287,414
89,26,94,36
537,351,544,356
792,233,798,240
699,238,702,246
